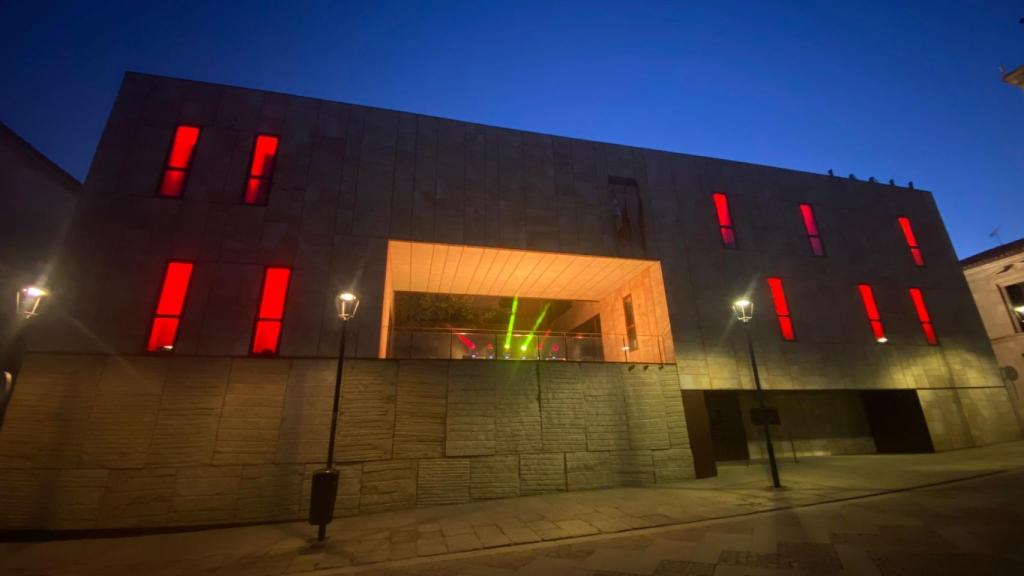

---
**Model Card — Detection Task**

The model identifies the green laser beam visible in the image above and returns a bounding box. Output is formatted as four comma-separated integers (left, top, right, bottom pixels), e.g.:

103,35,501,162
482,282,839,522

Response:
519,302,552,352
503,295,519,350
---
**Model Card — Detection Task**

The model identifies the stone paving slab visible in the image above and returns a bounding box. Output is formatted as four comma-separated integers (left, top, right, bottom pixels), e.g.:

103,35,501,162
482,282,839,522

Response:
2,441,1024,575
345,470,1024,575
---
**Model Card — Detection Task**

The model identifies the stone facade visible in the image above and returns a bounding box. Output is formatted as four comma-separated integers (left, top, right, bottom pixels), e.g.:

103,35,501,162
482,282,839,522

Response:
962,240,1024,420
0,122,79,380
0,353,695,530
3,72,1020,529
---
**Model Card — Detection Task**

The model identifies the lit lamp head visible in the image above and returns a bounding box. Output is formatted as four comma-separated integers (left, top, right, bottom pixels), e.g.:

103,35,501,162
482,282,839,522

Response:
732,298,754,323
1015,305,1024,318
17,286,49,320
335,291,360,321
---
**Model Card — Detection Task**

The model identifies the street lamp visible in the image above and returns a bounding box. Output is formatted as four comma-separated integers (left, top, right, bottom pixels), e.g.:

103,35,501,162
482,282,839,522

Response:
3,286,51,429
732,297,781,488
16,286,49,320
309,291,360,542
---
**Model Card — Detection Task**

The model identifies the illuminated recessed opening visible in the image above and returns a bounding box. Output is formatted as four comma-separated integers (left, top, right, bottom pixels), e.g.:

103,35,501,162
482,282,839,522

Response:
766,277,796,341
243,134,279,205
147,262,194,352
908,288,938,345
857,284,887,343
898,217,925,267
381,240,675,363
712,192,737,249
799,203,825,257
251,267,291,355
158,125,200,198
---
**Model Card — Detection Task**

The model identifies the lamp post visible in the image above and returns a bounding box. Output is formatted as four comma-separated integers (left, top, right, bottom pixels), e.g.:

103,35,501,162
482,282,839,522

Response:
16,286,49,319
2,286,50,428
732,298,781,488
309,291,360,542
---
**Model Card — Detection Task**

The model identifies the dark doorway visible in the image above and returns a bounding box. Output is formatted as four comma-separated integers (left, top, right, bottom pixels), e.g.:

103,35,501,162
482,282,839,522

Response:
705,391,750,461
861,390,934,453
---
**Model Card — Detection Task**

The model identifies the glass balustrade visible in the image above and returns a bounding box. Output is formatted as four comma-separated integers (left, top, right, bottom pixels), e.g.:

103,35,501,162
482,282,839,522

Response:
386,328,668,363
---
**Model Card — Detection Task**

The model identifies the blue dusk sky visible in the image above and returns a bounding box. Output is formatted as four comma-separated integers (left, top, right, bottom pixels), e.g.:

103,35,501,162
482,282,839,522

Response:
1,0,1021,258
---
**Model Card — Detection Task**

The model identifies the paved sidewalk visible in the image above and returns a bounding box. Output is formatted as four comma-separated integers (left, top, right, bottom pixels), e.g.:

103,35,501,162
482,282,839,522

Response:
356,468,1024,575
2,441,1024,575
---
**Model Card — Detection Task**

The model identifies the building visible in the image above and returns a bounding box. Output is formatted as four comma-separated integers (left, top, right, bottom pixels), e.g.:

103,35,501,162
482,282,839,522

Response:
0,122,79,405
0,72,1018,531
962,238,1024,419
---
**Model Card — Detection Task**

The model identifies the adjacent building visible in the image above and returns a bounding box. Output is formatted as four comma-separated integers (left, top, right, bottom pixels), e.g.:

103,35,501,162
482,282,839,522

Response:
962,238,1024,419
0,72,1018,531
0,122,78,395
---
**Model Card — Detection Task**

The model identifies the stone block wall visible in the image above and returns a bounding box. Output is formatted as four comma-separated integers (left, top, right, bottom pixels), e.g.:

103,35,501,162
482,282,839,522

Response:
918,387,1021,452
0,353,694,530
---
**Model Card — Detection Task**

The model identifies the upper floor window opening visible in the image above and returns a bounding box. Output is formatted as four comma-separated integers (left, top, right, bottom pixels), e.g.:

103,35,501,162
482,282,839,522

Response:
157,125,200,198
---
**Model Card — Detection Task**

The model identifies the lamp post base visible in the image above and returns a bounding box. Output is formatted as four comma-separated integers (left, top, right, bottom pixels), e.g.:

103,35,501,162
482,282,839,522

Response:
308,468,339,540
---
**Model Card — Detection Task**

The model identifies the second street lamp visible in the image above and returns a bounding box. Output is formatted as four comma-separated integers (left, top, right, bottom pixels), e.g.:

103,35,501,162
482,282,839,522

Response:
732,297,782,488
16,286,49,320
3,286,51,429
309,291,360,542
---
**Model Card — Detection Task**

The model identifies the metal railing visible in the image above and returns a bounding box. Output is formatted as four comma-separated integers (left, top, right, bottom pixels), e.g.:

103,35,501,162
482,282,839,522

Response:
386,328,669,363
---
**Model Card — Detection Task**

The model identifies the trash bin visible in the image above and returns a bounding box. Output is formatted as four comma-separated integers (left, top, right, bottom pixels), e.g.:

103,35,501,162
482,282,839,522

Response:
308,468,339,526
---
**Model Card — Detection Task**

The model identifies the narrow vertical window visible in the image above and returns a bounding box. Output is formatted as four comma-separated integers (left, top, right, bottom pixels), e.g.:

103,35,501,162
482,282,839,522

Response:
799,203,826,257
857,284,887,342
251,267,292,355
908,288,938,345
623,294,638,351
712,192,737,249
1005,282,1024,332
897,217,925,267
766,277,796,341
243,134,280,205
147,262,194,351
158,125,200,198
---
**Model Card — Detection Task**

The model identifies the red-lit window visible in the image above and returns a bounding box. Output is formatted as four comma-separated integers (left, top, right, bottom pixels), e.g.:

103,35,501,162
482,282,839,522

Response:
908,288,938,345
766,277,796,341
857,284,887,342
897,217,925,267
243,134,279,205
712,192,737,249
147,262,194,351
157,126,200,198
251,267,291,355
799,203,825,257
